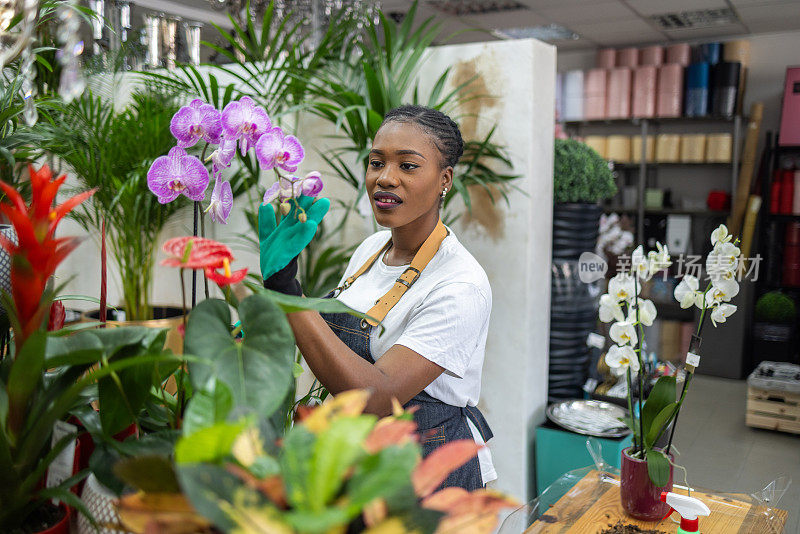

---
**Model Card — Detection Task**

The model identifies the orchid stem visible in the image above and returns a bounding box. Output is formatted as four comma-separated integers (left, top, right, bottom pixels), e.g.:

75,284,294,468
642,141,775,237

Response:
634,275,645,455
626,367,636,450
191,201,198,308
200,208,209,300
177,268,188,429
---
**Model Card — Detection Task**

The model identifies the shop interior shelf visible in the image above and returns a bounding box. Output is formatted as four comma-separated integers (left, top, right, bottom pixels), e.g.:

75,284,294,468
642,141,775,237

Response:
563,115,744,127
765,213,800,221
613,162,733,168
603,206,729,216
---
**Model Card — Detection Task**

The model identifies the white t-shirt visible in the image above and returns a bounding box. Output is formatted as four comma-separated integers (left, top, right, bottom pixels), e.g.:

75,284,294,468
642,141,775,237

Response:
334,227,496,484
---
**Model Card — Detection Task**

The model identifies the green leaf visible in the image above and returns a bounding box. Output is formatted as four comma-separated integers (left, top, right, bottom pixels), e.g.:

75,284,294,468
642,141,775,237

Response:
280,425,316,510
645,402,678,449
182,380,234,436
346,444,419,510
175,420,247,464
292,362,304,379
6,332,47,438
641,376,676,439
113,455,181,493
308,415,376,510
645,449,671,487
185,295,294,417
176,463,248,533
283,507,351,533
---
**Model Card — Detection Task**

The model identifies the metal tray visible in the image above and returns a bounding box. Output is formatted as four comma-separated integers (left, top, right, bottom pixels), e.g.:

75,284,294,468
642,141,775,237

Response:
546,400,631,438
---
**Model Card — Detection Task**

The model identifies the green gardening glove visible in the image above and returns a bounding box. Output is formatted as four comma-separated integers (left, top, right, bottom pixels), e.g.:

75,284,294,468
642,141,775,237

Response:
258,195,330,280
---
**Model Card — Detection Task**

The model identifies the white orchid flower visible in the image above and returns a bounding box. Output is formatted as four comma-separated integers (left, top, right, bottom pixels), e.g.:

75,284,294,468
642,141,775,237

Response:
706,241,740,281
610,321,638,346
646,241,672,277
609,273,638,302
599,294,625,323
605,344,640,375
674,275,703,309
708,278,740,305
711,224,732,246
710,303,737,326
631,245,652,281
628,299,657,327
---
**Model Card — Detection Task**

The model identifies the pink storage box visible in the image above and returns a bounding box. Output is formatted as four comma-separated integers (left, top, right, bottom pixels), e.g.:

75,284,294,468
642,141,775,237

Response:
597,48,616,69
657,64,683,118
779,66,800,146
606,68,632,118
632,66,657,118
617,47,639,68
640,46,664,66
584,68,608,120
666,43,690,66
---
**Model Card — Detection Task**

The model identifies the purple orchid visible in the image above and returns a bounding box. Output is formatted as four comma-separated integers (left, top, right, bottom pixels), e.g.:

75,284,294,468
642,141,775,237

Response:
262,172,323,205
254,126,305,173
206,179,233,224
147,146,210,204
170,99,222,148
208,135,237,179
301,171,323,197
221,96,271,156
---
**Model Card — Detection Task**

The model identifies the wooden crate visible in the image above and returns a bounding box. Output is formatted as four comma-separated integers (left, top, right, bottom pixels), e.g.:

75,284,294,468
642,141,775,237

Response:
746,386,800,435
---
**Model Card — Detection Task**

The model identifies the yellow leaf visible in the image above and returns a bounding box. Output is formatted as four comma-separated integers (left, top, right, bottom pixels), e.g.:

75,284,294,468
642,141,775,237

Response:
363,498,388,527
232,427,265,468
116,492,211,534
364,517,419,534
303,389,371,433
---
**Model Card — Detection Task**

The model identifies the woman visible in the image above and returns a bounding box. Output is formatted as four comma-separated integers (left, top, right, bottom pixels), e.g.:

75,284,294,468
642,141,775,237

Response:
260,105,494,490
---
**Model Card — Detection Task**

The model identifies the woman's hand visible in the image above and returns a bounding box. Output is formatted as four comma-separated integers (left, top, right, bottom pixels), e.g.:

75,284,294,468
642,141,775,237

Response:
258,195,330,281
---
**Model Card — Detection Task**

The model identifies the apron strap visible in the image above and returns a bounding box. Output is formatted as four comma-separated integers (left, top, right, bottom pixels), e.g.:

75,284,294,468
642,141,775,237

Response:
333,220,449,327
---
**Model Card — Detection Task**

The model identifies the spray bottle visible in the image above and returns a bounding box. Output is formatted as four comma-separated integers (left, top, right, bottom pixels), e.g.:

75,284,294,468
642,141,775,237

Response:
660,492,711,533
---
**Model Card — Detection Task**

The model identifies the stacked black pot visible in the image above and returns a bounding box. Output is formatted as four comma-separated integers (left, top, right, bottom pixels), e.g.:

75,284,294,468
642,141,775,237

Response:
549,203,602,402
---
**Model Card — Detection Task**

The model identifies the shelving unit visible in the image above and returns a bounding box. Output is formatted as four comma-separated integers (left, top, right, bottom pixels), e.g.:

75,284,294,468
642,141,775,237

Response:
564,116,743,244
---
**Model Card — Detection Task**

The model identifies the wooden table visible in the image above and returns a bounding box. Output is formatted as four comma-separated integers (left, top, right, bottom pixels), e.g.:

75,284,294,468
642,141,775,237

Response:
525,470,788,533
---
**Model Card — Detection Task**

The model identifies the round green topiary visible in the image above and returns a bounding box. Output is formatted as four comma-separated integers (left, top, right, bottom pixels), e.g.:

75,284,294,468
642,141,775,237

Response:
754,291,797,324
554,138,617,204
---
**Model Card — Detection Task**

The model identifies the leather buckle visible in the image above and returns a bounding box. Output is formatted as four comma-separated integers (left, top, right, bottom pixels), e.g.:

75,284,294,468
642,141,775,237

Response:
396,267,421,288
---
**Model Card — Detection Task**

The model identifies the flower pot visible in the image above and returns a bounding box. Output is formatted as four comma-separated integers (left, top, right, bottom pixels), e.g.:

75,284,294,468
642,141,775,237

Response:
78,473,132,534
81,306,185,355
23,502,70,534
620,447,673,521
0,224,17,321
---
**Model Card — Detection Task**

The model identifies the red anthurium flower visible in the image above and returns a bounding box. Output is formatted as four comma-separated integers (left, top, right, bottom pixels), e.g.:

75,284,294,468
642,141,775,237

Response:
204,257,248,287
0,164,95,344
160,236,232,270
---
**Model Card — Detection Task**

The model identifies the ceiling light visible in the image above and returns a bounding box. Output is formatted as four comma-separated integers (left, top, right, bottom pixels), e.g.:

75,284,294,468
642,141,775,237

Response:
650,8,740,30
427,0,528,16
492,24,579,41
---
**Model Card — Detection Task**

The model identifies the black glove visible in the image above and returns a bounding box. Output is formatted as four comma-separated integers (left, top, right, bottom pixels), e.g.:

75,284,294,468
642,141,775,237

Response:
263,255,302,296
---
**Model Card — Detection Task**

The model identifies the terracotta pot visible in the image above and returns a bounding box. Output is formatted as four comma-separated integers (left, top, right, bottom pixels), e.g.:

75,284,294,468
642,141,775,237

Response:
620,446,673,521
81,306,184,354
36,502,70,534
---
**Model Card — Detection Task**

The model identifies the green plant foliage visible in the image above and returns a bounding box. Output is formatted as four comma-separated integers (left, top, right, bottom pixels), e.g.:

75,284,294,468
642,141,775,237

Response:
553,138,617,204
185,293,295,418
754,291,797,324
645,449,670,488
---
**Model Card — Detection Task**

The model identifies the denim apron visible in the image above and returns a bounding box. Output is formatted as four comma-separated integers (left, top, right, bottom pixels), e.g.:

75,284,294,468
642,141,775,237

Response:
319,252,493,491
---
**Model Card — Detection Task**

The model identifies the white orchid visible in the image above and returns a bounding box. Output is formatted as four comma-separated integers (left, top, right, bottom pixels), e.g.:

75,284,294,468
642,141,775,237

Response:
608,273,637,302
711,224,732,246
599,294,625,323
647,241,672,276
610,321,638,347
706,241,740,281
708,278,740,305
631,245,652,281
628,299,657,327
674,275,703,309
605,344,640,376
710,303,737,326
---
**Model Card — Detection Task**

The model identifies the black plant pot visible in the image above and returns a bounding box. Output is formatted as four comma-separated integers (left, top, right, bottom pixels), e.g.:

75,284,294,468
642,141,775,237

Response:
552,203,602,261
751,322,797,364
0,224,17,322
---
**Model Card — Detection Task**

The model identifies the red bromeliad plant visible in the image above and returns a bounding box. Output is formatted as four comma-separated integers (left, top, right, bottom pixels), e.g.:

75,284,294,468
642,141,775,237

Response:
0,164,94,347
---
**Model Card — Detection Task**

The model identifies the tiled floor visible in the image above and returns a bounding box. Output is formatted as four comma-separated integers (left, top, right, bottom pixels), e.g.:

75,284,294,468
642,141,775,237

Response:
670,375,800,534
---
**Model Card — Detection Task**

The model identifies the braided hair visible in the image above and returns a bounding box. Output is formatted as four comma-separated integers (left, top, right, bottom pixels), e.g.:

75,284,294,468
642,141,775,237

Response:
381,105,464,170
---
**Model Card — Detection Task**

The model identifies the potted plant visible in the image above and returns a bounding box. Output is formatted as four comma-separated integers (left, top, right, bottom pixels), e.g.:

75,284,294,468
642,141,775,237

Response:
0,165,179,533
598,224,741,521
752,291,797,365
552,137,617,260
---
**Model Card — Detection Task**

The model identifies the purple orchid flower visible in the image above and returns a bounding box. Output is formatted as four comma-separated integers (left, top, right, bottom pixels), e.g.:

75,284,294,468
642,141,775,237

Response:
206,178,233,224
170,99,222,148
147,146,210,204
254,126,305,173
301,171,323,197
262,172,323,205
208,135,237,179
221,96,271,156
